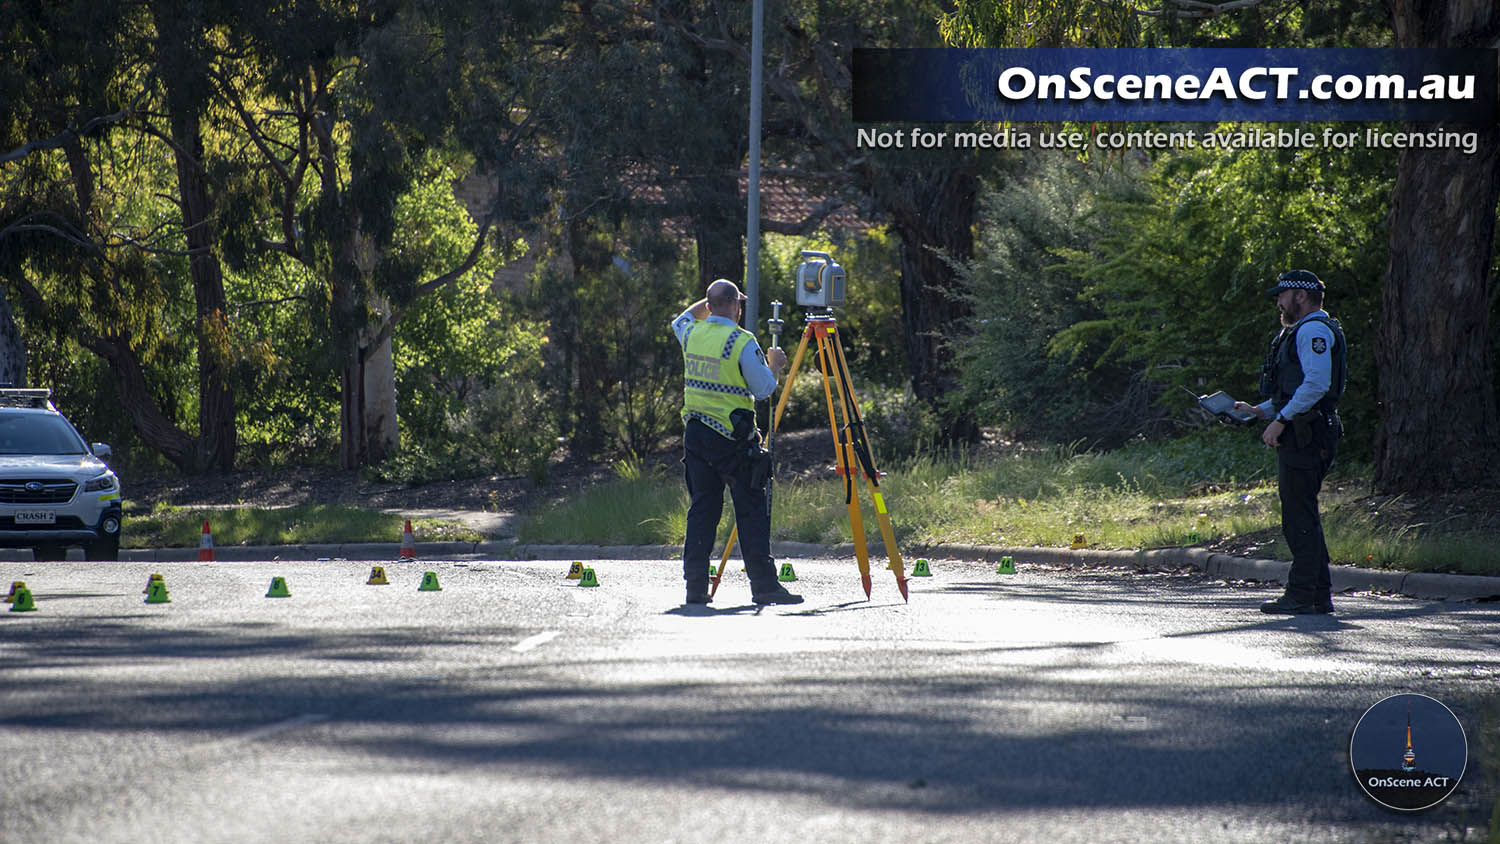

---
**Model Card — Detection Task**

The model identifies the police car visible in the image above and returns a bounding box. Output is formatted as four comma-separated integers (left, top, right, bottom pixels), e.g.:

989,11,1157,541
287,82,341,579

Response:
0,388,122,560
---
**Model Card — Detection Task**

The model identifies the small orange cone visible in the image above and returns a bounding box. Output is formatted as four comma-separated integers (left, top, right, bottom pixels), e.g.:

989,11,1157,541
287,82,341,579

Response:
399,519,416,560
198,521,215,561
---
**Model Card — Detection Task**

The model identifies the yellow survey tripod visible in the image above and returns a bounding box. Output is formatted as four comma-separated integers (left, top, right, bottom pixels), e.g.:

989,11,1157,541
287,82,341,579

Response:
709,303,909,602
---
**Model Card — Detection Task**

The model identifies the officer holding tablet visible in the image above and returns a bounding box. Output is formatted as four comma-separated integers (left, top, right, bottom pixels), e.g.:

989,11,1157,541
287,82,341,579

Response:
1234,270,1347,615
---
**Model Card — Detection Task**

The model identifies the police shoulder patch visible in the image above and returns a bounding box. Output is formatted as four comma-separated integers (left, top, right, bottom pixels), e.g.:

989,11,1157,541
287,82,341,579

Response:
1311,337,1327,354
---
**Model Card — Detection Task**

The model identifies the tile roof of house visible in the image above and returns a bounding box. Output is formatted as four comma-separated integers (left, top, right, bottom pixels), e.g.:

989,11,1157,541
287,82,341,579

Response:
619,169,877,239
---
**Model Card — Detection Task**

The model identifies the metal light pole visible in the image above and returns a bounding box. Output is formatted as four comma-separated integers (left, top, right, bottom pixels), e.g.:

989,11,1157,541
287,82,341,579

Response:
744,0,764,331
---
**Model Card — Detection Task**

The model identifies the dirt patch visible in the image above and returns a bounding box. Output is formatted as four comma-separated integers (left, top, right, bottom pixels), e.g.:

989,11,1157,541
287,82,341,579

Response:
124,461,588,517
1347,488,1500,537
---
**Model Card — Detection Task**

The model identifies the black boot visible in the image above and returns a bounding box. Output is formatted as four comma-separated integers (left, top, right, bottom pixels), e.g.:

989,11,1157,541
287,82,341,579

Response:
1260,595,1323,614
752,585,803,605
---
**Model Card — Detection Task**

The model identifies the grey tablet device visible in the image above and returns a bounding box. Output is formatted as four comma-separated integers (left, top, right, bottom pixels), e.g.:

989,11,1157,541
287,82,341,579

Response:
1198,390,1256,423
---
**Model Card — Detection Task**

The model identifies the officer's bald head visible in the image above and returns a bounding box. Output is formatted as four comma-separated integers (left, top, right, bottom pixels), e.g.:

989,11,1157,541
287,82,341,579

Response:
706,279,746,317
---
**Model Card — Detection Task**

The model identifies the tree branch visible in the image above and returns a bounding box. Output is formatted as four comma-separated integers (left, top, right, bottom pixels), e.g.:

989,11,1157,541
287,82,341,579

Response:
0,220,101,253
1133,0,1269,19
231,294,308,314
212,65,306,258
104,237,210,257
380,212,499,346
408,215,495,302
0,100,140,166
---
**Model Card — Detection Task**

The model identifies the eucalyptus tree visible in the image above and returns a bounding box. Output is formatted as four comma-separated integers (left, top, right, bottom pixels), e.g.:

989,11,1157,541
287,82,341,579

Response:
1375,0,1500,491
207,0,558,468
0,0,238,472
3,0,560,472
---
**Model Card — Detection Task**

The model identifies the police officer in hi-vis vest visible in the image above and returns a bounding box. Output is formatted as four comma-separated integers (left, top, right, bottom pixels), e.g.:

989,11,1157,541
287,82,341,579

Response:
1235,269,1347,615
671,279,803,606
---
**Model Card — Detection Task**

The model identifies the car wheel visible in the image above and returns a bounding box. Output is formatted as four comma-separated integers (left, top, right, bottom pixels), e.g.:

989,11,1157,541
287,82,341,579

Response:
85,535,120,561
33,544,68,561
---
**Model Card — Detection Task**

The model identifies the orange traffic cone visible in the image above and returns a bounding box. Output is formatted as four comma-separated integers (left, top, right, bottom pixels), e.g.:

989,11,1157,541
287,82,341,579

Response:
399,519,416,560
198,521,215,561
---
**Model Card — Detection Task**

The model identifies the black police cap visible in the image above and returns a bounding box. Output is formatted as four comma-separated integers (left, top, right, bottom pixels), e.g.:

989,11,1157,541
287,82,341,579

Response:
1266,269,1325,295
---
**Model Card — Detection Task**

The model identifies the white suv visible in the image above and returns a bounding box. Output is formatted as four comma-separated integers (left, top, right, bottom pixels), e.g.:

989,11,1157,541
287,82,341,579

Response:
0,389,122,560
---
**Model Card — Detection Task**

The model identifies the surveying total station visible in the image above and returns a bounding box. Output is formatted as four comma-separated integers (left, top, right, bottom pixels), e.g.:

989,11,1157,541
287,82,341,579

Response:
711,250,909,602
795,249,845,308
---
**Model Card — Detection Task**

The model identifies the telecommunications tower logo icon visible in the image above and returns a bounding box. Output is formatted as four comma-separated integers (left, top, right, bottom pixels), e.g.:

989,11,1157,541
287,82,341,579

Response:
1350,693,1466,812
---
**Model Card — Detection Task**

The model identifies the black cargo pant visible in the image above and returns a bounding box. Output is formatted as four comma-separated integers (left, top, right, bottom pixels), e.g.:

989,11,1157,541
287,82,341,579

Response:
682,419,778,596
1277,412,1339,605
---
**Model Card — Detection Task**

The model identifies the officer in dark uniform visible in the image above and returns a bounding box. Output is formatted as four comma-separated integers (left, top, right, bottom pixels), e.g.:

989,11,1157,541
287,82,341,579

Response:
670,279,802,606
1234,270,1347,615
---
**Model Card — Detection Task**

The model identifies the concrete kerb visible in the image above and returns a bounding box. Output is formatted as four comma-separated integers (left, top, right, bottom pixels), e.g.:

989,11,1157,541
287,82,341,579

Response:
494,540,1500,602
111,541,504,563
912,543,1500,603
37,539,1500,602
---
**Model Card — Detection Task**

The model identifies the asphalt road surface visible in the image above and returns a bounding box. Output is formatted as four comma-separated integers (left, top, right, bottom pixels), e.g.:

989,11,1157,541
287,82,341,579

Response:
2,556,1497,843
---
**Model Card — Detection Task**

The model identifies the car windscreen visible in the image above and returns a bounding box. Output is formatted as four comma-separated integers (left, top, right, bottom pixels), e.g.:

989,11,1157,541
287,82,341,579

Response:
0,413,89,455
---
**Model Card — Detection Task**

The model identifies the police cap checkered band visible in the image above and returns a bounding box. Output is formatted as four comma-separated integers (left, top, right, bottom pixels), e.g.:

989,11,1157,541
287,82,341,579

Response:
1265,269,1325,295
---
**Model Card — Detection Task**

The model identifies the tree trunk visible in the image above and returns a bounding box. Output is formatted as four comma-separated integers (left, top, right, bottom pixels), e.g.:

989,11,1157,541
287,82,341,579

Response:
0,285,25,388
82,334,198,471
360,324,399,464
5,262,205,471
334,260,369,470
339,357,365,470
887,166,980,443
693,166,745,290
1375,0,1500,491
155,0,237,474
168,128,237,474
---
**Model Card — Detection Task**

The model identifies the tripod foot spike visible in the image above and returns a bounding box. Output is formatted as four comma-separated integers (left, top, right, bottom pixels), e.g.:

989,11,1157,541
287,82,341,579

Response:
861,573,872,599
897,578,909,602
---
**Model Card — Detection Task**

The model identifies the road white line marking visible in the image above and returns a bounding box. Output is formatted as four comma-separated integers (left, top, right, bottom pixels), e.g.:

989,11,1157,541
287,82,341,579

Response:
512,630,561,653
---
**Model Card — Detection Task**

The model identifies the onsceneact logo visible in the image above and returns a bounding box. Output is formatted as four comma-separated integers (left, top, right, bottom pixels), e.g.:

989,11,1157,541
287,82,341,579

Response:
994,65,1475,104
852,48,1498,123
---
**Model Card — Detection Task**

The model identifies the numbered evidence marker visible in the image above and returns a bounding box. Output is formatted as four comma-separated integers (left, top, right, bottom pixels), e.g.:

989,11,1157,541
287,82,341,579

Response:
577,567,600,588
1351,693,1467,812
777,562,798,582
367,566,390,585
9,585,37,612
996,556,1016,575
565,561,584,580
144,579,171,604
266,576,291,598
418,571,442,592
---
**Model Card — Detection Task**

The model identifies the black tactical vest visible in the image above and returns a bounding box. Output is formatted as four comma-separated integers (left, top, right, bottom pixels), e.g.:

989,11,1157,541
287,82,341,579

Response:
1260,314,1346,414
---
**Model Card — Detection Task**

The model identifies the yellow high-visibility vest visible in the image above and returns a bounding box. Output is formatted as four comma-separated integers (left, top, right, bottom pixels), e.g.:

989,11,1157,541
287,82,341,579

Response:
682,320,755,438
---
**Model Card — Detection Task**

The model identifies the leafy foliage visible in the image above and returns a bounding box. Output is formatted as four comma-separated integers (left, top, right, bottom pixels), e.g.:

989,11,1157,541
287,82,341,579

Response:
954,153,1136,444
1049,136,1392,457
957,134,1391,457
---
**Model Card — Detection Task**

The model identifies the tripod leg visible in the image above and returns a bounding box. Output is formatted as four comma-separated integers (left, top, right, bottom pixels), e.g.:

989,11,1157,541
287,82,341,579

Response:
826,325,908,601
817,326,873,599
710,524,738,598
